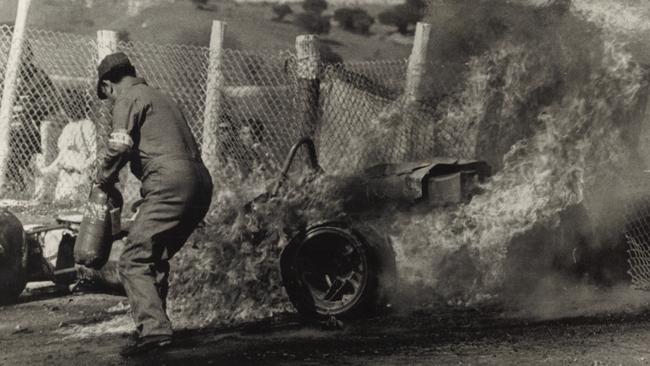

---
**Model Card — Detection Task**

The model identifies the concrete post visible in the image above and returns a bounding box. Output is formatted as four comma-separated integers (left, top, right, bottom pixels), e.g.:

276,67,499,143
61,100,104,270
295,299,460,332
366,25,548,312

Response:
97,30,119,62
295,34,321,139
202,20,226,178
404,22,431,159
405,22,431,104
0,0,32,192
97,30,131,196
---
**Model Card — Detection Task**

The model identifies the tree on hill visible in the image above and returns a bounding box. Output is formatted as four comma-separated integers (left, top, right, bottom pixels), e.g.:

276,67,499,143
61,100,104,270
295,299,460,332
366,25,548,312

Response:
378,0,426,35
320,43,342,64
294,12,330,34
117,29,130,42
302,0,327,15
333,7,375,35
272,4,293,22
294,0,330,34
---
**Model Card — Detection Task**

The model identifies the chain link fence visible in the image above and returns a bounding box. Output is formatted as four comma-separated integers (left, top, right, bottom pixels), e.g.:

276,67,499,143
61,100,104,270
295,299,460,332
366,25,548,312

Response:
0,25,100,202
0,25,470,204
318,59,476,174
218,49,301,173
624,186,650,290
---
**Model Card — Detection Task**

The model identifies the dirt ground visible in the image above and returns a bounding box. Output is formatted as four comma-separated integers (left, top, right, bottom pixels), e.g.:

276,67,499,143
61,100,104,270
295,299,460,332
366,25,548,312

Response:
2,284,650,366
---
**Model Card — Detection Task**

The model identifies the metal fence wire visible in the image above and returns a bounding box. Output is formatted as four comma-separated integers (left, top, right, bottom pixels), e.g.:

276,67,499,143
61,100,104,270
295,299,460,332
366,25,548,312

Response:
0,25,469,203
0,25,100,202
218,49,302,172
318,60,474,174
625,190,650,290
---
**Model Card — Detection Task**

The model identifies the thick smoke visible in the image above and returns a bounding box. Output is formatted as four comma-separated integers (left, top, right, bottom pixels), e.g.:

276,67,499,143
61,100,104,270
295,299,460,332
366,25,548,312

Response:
168,167,349,328
381,0,650,314
167,0,650,327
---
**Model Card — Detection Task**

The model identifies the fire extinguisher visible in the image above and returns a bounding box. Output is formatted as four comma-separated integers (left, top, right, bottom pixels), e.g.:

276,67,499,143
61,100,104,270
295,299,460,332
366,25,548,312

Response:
74,185,123,269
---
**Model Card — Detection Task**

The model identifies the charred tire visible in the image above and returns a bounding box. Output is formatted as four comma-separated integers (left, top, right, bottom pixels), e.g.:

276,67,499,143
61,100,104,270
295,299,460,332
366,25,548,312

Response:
281,221,396,320
0,211,27,305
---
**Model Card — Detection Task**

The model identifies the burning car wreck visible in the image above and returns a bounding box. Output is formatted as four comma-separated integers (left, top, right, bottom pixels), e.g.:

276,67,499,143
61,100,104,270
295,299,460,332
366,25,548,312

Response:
279,139,492,319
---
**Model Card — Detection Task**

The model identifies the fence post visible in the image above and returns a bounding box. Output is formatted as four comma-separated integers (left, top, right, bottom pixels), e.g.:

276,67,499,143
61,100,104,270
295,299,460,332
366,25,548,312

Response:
405,22,431,104
97,30,129,193
295,34,320,138
0,0,32,192
404,22,431,159
97,30,118,62
202,20,226,179
33,120,55,200
40,121,55,165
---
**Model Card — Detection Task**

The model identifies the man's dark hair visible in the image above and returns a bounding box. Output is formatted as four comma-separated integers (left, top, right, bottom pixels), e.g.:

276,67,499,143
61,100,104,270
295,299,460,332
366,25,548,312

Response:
103,64,136,83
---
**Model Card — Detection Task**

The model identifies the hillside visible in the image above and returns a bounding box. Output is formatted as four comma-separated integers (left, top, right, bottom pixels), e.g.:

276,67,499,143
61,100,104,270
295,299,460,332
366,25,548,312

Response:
0,0,412,61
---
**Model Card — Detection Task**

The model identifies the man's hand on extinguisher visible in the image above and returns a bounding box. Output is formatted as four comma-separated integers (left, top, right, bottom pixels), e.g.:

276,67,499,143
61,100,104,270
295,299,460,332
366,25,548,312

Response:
92,163,113,192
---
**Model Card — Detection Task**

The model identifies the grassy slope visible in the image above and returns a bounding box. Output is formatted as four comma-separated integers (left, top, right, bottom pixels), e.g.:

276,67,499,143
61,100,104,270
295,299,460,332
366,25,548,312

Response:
0,0,411,61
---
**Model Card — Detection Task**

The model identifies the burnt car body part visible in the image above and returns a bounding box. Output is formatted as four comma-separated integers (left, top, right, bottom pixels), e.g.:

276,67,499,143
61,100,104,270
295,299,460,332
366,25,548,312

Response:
362,159,491,206
272,136,323,195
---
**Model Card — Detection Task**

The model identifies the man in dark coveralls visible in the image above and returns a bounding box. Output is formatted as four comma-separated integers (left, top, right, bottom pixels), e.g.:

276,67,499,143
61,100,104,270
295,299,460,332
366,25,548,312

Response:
94,52,213,356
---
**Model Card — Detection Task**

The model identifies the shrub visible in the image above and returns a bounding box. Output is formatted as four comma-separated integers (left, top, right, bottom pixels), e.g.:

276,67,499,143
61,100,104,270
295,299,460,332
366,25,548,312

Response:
333,7,375,35
320,44,342,64
190,0,216,11
272,4,293,21
378,0,426,35
405,0,427,11
294,12,331,34
190,0,208,8
117,29,130,42
302,0,327,15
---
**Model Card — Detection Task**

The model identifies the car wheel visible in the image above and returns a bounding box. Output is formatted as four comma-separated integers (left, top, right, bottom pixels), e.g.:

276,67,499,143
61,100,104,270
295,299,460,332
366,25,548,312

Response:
0,211,27,305
281,221,396,320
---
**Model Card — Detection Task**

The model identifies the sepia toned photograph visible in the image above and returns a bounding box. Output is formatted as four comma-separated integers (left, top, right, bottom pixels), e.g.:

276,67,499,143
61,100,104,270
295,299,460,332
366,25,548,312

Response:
1,0,650,364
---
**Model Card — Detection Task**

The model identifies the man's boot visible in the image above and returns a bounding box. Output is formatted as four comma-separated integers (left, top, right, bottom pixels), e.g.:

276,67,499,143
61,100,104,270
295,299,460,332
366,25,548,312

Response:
120,334,173,357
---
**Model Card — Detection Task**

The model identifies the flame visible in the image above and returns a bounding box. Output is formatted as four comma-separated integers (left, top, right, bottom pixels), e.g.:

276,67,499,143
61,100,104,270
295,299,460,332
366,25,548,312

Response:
335,1,649,308
384,24,646,310
167,164,347,328
167,1,650,327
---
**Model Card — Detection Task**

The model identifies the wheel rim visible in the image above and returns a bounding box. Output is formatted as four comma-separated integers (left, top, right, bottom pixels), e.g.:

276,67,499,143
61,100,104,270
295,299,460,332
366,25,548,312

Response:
294,227,369,314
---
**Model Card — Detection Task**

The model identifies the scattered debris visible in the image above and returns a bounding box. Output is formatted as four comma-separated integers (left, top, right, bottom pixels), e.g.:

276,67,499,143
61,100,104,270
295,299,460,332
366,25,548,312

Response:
106,301,130,315
12,324,30,335
319,316,344,331
0,199,38,208
56,314,134,340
